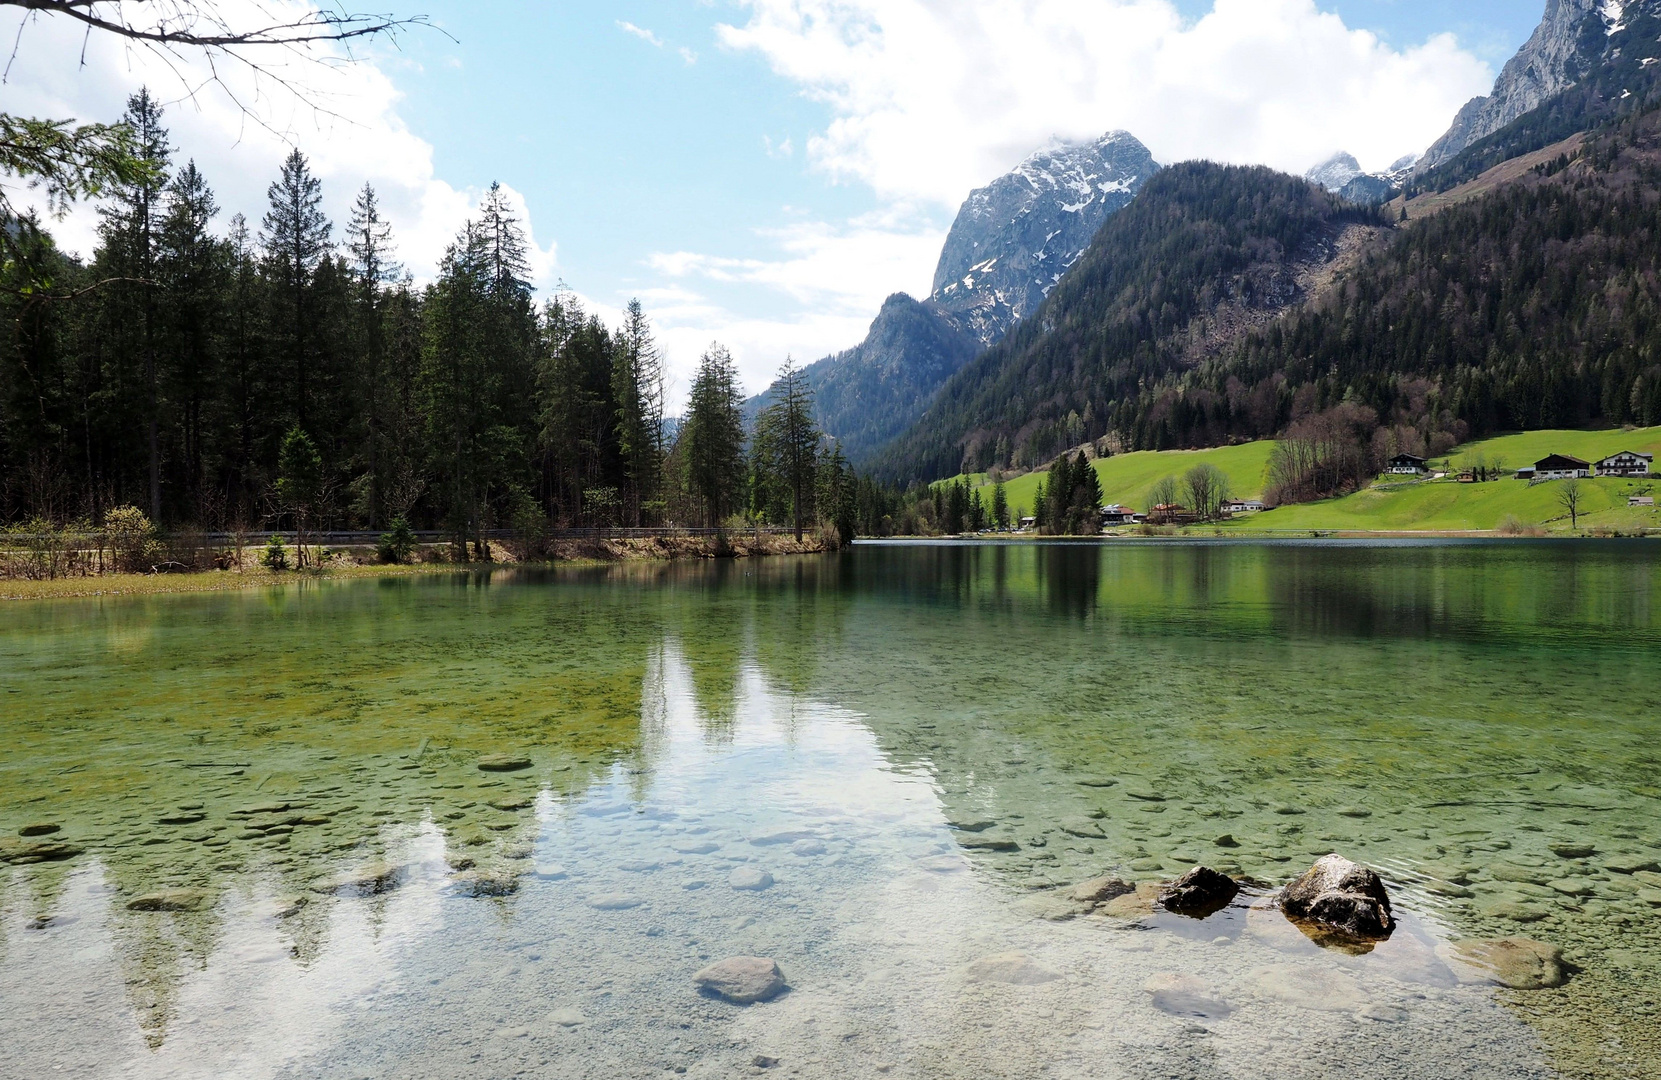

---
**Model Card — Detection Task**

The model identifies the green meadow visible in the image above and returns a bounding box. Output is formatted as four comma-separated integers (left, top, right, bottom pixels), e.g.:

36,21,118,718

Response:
953,426,1661,533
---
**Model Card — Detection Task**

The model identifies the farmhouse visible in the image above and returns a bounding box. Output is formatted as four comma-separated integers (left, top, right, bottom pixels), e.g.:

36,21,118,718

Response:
1533,454,1591,481
1222,499,1266,513
1596,451,1653,477
1514,466,1535,480
1386,453,1428,475
1100,504,1144,526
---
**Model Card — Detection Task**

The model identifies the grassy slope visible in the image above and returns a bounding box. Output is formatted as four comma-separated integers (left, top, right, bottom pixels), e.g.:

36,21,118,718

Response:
1259,427,1661,532
949,427,1661,532
971,442,1278,519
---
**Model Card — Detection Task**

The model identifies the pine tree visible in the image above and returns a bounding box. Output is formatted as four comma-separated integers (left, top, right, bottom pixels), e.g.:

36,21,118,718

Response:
679,343,746,528
346,182,400,527
157,159,222,519
261,149,330,429
992,479,1009,529
613,298,664,525
98,89,172,521
756,358,820,540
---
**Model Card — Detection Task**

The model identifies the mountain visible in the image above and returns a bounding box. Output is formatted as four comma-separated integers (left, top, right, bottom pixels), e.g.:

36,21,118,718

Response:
1304,152,1418,206
871,164,1381,480
749,132,1158,466
931,131,1159,347
1412,0,1661,191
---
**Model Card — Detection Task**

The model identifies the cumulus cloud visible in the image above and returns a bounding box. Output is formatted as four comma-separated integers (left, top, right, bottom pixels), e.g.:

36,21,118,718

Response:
717,0,1495,207
3,0,557,286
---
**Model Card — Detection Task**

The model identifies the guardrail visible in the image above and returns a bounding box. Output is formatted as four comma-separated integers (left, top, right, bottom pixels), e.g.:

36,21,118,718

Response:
0,526,800,546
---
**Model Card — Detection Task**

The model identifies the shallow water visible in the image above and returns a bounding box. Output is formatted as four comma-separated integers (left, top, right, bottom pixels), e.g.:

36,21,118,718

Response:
0,540,1658,1079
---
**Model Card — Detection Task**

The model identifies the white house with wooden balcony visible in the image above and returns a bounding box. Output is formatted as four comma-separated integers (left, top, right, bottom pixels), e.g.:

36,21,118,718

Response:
1533,454,1591,481
1595,451,1652,477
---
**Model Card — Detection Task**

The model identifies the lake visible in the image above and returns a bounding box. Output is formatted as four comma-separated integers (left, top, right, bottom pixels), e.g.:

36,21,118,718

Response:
1,540,1657,1079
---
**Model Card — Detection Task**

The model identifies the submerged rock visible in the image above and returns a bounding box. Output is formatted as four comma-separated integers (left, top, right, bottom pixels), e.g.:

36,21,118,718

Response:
17,823,60,837
1452,937,1568,989
0,838,82,865
1252,963,1369,1012
127,888,212,913
314,863,403,897
1070,875,1135,905
1159,867,1239,917
1144,973,1232,1018
1280,854,1393,939
729,867,775,891
588,893,644,910
693,956,786,1003
451,870,521,897
476,754,532,773
965,952,1061,985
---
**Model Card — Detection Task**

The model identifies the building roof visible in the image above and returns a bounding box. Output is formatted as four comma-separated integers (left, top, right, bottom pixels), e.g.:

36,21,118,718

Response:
1534,454,1590,469
1597,450,1654,462
1389,453,1427,463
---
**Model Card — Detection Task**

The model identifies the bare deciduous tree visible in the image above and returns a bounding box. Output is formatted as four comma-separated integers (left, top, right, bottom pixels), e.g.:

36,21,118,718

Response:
1557,478,1585,530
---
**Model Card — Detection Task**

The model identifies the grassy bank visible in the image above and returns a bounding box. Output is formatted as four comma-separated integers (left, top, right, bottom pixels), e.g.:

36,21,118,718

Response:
0,532,835,602
953,426,1661,534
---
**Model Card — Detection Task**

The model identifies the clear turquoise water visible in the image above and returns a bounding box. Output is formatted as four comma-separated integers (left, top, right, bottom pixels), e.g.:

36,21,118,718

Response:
0,540,1657,1079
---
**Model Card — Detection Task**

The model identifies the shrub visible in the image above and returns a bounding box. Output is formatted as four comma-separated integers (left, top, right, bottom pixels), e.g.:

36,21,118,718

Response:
103,506,159,572
377,516,415,564
1496,514,1544,537
262,534,289,571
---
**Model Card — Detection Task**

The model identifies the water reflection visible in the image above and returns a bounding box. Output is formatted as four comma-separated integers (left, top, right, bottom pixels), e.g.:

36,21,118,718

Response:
1,543,1658,1078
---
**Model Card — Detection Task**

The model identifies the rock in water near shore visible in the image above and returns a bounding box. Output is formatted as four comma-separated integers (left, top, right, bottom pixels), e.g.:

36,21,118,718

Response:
476,754,532,772
1452,937,1567,989
126,888,212,913
965,952,1061,985
1159,866,1239,917
728,867,774,891
692,957,786,1003
1280,854,1393,938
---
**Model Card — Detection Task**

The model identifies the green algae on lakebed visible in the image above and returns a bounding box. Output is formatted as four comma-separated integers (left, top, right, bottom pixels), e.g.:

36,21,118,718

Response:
0,543,1658,1079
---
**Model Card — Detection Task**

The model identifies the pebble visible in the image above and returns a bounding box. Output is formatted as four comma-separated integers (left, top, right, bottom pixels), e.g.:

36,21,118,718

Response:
729,867,774,891
692,956,786,1004
549,1008,586,1027
965,952,1061,985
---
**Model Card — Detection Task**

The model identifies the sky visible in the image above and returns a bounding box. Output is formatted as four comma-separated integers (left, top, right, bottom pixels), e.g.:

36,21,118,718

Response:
4,1,1542,405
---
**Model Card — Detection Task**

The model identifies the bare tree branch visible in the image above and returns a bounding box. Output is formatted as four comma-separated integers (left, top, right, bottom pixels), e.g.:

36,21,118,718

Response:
0,1,430,49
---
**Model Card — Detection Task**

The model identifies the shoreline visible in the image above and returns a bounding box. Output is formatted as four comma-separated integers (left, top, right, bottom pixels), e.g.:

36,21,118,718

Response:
0,532,836,602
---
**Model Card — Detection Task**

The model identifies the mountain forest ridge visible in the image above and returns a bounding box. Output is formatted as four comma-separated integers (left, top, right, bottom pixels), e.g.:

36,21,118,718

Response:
764,0,1661,487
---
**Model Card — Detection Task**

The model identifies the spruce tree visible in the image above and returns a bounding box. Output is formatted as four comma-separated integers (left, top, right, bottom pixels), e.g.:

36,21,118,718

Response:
679,343,746,528
613,299,664,525
158,159,222,519
261,149,330,429
346,183,400,527
756,358,820,540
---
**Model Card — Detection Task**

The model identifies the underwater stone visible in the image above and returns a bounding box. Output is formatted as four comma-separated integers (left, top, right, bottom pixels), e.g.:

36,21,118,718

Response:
693,956,786,1003
588,893,643,910
451,870,520,897
1602,855,1661,874
790,839,827,856
0,838,82,864
1549,843,1596,859
729,867,774,891
17,823,60,837
1452,937,1567,989
487,796,534,811
533,862,568,879
1214,834,1240,848
476,755,532,772
1479,900,1550,922
314,862,402,896
1280,854,1394,938
1159,867,1240,917
1060,820,1106,839
127,888,212,913
1144,973,1232,1018
1069,875,1135,905
959,835,1019,852
964,952,1060,985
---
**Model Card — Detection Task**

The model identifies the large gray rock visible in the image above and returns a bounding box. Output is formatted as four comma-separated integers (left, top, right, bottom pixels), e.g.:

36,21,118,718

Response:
1159,866,1239,917
1279,854,1394,938
693,957,786,1004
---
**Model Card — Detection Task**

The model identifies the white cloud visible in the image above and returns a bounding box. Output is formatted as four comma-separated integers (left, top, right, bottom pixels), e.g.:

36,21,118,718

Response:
716,0,1495,207
617,20,666,47
679,47,700,65
2,0,557,287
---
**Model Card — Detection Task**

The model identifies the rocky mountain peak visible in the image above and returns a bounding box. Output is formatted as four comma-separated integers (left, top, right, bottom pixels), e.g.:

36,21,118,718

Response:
1305,152,1362,192
1419,0,1627,171
930,131,1159,347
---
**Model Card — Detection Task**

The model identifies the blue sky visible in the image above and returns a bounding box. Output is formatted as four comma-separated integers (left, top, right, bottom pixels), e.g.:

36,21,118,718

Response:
13,1,1542,400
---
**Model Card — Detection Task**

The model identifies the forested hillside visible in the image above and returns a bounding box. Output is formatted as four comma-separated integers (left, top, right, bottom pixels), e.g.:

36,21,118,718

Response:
871,164,1380,481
